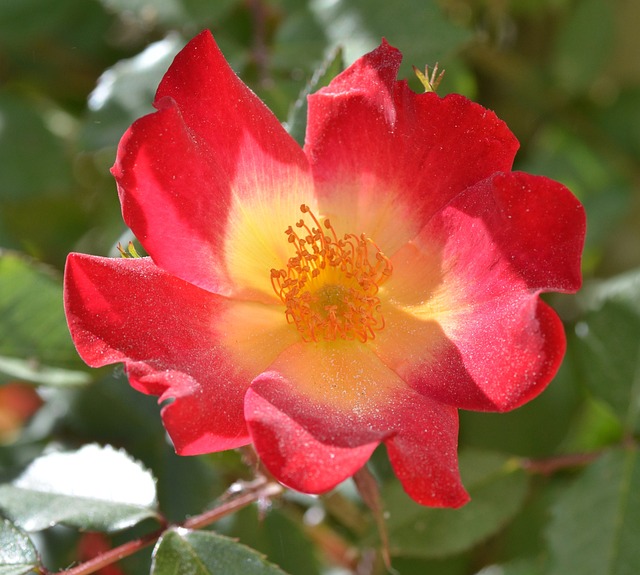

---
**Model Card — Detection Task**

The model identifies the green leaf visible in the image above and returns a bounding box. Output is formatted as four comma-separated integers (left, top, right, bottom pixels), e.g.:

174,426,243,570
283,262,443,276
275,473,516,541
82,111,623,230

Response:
152,529,290,575
311,0,472,74
96,0,237,28
572,269,640,432
476,559,542,575
0,519,38,575
222,506,320,575
459,354,581,457
81,35,185,151
0,251,89,385
384,450,529,558
285,46,343,146
0,444,159,532
546,448,640,575
517,125,630,259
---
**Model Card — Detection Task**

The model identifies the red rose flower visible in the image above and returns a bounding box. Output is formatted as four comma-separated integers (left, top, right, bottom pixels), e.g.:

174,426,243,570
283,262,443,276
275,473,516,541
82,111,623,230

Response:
64,31,585,507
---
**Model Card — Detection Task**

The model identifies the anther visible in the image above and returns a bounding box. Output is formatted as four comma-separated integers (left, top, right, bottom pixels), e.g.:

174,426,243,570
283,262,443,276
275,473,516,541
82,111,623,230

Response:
271,205,392,343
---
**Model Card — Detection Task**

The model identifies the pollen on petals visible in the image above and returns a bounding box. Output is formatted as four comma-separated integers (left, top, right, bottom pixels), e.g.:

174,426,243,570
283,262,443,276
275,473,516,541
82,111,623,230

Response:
270,205,392,343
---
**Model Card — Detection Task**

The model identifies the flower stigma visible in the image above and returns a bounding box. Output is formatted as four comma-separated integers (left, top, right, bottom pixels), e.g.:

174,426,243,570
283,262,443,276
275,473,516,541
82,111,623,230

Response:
271,205,393,343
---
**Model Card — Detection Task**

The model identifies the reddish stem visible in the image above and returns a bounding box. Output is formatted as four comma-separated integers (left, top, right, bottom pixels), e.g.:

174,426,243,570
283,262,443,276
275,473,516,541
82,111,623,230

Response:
520,451,602,475
52,479,283,575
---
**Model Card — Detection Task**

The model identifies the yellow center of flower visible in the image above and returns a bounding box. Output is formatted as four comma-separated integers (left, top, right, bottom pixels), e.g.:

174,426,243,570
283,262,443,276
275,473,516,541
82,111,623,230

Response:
271,205,392,343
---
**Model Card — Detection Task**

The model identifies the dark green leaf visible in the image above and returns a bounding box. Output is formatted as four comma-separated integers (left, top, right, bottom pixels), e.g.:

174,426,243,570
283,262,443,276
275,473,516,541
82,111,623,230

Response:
459,354,581,457
546,448,640,575
221,506,320,575
573,269,640,431
384,450,529,558
0,444,159,532
152,529,290,575
0,251,89,385
0,519,38,575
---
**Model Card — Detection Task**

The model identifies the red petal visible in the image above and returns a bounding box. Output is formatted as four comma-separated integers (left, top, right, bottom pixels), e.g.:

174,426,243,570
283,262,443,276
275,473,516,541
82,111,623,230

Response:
112,31,312,295
375,172,583,412
305,40,519,254
385,397,468,508
467,171,585,292
245,385,379,494
245,341,466,506
244,342,405,493
64,254,252,452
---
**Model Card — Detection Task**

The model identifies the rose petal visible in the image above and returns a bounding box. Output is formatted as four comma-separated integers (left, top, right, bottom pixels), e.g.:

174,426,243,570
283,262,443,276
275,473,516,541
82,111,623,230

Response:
245,341,466,503
245,385,379,493
305,40,519,254
113,31,314,297
460,171,585,292
64,254,255,452
245,341,410,492
374,171,583,411
385,396,468,508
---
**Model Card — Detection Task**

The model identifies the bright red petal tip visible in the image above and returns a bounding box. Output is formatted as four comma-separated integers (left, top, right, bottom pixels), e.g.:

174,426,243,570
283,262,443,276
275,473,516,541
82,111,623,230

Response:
385,396,468,508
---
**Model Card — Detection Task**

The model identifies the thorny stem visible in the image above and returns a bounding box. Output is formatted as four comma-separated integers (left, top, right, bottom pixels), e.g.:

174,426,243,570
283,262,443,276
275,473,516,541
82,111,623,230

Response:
41,450,605,575
49,477,283,575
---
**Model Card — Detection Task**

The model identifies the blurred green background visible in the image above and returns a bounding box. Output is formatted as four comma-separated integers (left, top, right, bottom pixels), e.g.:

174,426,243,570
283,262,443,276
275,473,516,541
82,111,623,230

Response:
1,1,640,574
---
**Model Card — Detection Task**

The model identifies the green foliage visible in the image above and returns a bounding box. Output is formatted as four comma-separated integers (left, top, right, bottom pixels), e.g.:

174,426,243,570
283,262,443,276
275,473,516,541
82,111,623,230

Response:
0,444,160,532
152,529,290,575
546,448,640,575
1,0,639,573
0,252,90,385
573,270,640,432
552,0,615,94
0,520,38,575
384,451,529,558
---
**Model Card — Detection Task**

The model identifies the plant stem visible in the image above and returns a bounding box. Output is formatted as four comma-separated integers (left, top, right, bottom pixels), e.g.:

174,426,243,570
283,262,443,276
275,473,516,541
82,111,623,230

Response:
520,451,602,475
53,478,283,575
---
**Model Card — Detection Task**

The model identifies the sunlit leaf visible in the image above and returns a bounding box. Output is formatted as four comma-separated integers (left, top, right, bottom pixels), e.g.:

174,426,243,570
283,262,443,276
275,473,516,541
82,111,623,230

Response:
0,444,159,532
546,448,640,575
384,450,529,558
152,528,290,575
0,519,38,575
475,559,542,575
81,35,185,150
97,0,237,27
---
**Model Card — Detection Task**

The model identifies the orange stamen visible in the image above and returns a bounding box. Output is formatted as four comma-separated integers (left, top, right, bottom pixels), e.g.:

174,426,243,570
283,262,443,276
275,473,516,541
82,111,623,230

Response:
271,205,392,343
